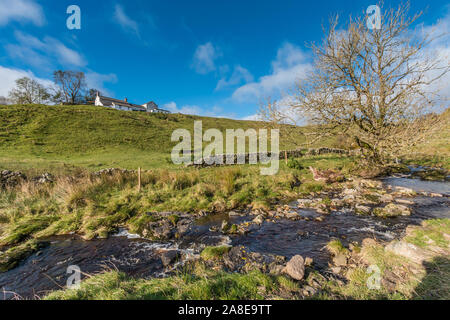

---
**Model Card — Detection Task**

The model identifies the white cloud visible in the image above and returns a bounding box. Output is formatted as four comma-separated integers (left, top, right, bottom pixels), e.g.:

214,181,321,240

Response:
85,71,118,95
232,42,312,102
3,32,118,98
0,66,118,99
6,31,87,69
242,95,304,123
163,102,236,119
114,4,140,37
192,42,221,74
271,42,308,72
419,11,450,106
215,65,253,91
163,102,202,115
0,65,53,97
0,0,45,26
49,39,86,66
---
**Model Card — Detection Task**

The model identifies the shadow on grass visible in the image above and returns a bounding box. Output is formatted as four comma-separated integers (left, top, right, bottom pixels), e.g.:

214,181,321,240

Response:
413,257,450,300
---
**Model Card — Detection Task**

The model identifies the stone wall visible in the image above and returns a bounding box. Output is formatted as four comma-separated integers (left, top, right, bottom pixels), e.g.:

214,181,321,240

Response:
188,148,350,168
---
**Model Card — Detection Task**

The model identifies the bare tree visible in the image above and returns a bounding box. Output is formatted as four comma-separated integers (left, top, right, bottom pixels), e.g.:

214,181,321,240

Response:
258,97,305,150
262,2,449,164
7,77,51,105
0,96,11,105
85,88,101,104
53,70,86,105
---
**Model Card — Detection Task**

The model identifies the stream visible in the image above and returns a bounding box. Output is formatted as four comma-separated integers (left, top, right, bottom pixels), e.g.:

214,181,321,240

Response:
0,177,448,299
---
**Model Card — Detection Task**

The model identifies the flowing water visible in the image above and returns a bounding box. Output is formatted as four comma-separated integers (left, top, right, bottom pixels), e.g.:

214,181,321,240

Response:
0,177,448,299
0,236,180,299
236,177,450,269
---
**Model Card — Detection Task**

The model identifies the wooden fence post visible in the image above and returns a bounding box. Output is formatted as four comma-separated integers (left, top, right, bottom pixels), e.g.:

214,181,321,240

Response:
285,151,288,165
138,167,141,192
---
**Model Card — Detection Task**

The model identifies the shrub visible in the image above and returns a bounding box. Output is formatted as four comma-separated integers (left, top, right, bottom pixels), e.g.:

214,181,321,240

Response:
200,246,231,261
287,158,304,170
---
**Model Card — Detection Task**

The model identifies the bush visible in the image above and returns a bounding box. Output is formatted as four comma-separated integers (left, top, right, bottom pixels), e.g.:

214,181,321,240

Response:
200,246,231,261
287,158,303,170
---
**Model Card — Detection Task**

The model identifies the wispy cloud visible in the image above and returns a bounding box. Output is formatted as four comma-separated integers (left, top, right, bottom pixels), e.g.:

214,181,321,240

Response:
232,42,312,102
0,66,53,97
191,42,222,74
215,65,253,91
163,102,236,119
0,0,45,26
418,10,450,106
85,71,118,95
2,31,117,97
114,4,140,37
6,31,87,70
163,102,202,115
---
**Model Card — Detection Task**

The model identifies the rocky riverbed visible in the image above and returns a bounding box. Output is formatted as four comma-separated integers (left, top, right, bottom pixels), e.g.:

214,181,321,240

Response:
0,171,449,300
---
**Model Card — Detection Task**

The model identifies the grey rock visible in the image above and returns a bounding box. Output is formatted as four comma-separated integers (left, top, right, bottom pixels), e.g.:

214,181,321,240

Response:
332,253,347,267
284,255,305,280
221,220,230,232
355,204,371,215
32,173,53,184
252,215,264,225
161,250,181,267
378,203,411,217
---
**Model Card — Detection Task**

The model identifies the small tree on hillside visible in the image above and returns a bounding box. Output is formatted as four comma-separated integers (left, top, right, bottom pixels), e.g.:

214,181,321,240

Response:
53,70,86,105
85,88,101,104
0,96,11,105
262,2,449,164
8,77,51,105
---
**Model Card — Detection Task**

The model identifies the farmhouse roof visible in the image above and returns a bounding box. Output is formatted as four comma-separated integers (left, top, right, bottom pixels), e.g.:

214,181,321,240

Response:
98,95,146,111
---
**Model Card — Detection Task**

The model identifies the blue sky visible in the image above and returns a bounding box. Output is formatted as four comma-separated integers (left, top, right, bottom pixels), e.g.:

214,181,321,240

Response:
0,0,449,119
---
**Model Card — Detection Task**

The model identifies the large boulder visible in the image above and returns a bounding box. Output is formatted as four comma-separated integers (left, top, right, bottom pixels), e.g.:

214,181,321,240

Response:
32,173,54,184
358,179,383,189
252,215,265,225
393,186,416,196
160,250,181,267
284,255,305,280
355,204,371,215
222,246,285,273
0,170,26,188
374,203,411,217
332,253,348,267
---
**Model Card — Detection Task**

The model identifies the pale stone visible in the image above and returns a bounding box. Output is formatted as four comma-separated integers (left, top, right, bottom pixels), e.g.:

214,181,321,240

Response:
284,255,305,280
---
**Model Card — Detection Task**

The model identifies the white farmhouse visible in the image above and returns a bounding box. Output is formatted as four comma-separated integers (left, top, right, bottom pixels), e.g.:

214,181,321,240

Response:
142,101,170,113
95,93,170,113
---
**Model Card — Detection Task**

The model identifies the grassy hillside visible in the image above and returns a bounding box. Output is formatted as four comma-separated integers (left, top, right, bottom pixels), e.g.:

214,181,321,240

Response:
407,108,450,168
0,104,306,173
1,104,448,173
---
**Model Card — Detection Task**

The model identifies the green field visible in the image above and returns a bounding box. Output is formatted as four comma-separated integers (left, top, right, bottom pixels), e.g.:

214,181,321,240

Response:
1,104,448,174
0,104,310,174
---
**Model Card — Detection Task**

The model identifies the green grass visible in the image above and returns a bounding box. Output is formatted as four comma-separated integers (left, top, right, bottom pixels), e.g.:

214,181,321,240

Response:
44,263,295,300
405,219,450,249
0,239,41,272
0,154,353,244
1,104,449,299
0,154,353,272
405,108,450,170
316,219,450,300
326,239,349,256
200,246,231,261
0,104,308,174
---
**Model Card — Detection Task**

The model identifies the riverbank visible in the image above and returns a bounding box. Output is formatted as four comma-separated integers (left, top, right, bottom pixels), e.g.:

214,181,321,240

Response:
0,160,448,300
43,216,449,300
